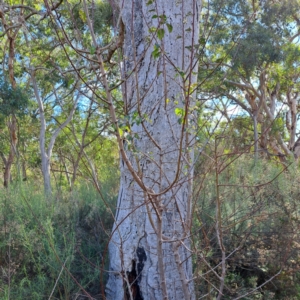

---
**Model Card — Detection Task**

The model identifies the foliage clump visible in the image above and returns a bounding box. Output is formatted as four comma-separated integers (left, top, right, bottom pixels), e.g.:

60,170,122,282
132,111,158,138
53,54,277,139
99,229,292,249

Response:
0,79,30,117
0,182,117,299
193,155,300,299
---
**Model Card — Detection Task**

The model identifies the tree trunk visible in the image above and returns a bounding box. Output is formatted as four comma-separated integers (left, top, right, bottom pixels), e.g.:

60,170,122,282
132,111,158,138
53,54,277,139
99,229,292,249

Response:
40,153,51,194
253,113,258,160
106,1,200,299
30,70,52,194
287,91,297,149
30,68,79,194
4,114,17,188
3,33,18,188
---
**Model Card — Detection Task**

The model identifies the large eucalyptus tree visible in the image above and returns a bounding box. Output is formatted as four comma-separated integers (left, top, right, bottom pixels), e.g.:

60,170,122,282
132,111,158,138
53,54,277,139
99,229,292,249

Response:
200,0,300,161
104,0,201,299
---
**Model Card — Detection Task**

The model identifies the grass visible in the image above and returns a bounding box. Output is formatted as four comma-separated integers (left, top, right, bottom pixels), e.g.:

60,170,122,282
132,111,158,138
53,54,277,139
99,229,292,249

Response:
0,181,117,300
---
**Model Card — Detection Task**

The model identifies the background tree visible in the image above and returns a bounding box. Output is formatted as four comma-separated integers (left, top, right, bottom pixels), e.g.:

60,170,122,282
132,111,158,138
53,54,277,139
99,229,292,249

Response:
0,79,30,184
0,6,22,187
200,0,300,161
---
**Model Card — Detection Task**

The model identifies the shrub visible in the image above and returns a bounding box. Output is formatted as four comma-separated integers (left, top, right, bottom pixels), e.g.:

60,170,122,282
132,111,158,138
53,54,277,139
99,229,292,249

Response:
0,181,117,299
193,155,300,299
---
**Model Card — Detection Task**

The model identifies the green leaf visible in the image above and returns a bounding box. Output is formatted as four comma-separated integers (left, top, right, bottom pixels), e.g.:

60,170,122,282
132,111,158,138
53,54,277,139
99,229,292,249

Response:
166,23,173,33
146,0,153,5
152,44,161,59
78,9,87,22
199,37,206,45
179,71,185,78
66,77,75,88
175,107,184,116
90,46,96,55
215,57,225,63
157,28,165,40
161,14,167,23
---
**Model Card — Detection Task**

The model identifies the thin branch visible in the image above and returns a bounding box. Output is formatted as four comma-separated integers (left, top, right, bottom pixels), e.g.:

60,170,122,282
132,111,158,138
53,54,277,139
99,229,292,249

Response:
48,258,68,300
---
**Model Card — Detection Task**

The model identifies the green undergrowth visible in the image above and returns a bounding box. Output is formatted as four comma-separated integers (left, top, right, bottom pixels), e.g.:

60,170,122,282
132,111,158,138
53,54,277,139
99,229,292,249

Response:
0,182,117,300
193,155,300,299
3,155,300,299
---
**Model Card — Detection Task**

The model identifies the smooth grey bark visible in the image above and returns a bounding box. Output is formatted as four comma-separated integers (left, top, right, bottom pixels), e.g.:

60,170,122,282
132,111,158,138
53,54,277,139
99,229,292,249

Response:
30,70,79,194
106,0,200,299
253,113,258,160
286,91,298,150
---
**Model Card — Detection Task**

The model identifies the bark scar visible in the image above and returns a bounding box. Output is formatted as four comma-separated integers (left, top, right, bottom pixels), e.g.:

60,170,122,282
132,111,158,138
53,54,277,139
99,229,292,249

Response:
124,247,147,299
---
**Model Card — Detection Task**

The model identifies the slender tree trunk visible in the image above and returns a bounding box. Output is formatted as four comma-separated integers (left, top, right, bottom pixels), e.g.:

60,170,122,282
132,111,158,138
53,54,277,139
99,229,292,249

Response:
41,157,52,193
287,91,298,149
4,114,17,187
30,70,52,194
253,113,258,161
30,69,79,194
106,1,200,299
3,33,18,188
22,160,27,181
